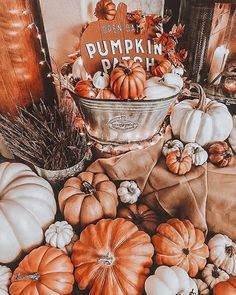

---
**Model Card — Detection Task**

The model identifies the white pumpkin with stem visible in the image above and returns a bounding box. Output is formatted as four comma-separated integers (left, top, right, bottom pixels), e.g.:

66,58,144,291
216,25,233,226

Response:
193,279,209,295
0,265,12,295
202,264,229,289
0,162,56,264
144,77,180,99
162,139,184,157
171,83,233,146
208,234,236,275
184,143,208,166
228,115,236,152
117,181,141,204
92,71,110,89
163,73,184,89
145,265,198,295
72,56,90,80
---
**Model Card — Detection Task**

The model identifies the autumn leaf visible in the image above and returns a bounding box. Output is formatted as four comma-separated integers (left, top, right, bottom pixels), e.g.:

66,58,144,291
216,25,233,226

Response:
176,49,188,62
127,10,147,34
169,24,185,38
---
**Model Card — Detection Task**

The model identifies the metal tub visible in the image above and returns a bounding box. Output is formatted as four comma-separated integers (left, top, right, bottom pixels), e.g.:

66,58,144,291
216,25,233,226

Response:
69,91,179,144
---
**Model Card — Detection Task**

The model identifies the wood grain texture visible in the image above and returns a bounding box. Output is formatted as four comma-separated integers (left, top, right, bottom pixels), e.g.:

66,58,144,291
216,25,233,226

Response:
39,0,164,69
0,0,44,115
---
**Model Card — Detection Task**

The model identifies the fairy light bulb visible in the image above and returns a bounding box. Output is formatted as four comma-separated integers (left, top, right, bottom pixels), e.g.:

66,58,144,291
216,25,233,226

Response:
39,60,45,65
27,23,34,29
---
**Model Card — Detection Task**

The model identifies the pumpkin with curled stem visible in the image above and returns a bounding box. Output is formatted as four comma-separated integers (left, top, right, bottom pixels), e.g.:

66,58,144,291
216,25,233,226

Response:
202,264,229,289
92,71,110,89
184,143,208,166
95,0,116,21
72,218,154,295
74,80,97,98
208,141,233,167
208,234,236,275
0,265,12,295
58,171,118,227
110,60,146,100
9,246,74,295
166,150,192,175
162,139,184,157
152,218,209,277
213,276,236,295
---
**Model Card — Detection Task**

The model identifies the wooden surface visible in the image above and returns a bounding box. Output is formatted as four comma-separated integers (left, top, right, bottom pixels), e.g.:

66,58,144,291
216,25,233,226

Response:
39,0,164,70
0,0,45,115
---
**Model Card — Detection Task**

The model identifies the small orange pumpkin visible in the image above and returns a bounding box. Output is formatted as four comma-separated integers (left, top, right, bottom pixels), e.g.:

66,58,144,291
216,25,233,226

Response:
97,89,117,99
74,80,97,98
152,218,209,277
208,141,233,167
151,59,172,77
213,277,236,295
166,150,192,175
95,0,116,21
9,246,74,295
110,60,146,100
58,171,118,227
72,218,154,295
117,203,161,235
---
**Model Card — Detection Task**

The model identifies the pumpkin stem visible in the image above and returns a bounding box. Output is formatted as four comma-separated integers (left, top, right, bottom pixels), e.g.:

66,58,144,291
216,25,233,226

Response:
189,290,197,295
225,245,236,257
133,214,143,225
212,265,220,278
81,181,95,194
16,272,40,281
98,252,114,266
223,151,233,159
191,83,207,112
118,64,132,75
183,248,190,256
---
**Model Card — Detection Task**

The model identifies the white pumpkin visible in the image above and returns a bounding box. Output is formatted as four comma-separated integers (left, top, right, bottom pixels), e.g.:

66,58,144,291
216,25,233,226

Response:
0,162,56,264
228,115,236,152
208,234,236,275
171,83,233,146
162,139,184,157
72,56,90,80
117,181,141,204
184,143,208,166
193,279,210,295
145,265,198,295
172,66,184,76
144,77,179,100
202,264,229,289
163,73,184,89
92,71,110,89
0,265,11,295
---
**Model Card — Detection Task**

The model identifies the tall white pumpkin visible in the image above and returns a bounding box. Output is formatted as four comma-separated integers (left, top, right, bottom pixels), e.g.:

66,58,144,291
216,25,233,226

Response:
171,84,233,146
228,115,236,152
0,265,11,295
0,162,56,263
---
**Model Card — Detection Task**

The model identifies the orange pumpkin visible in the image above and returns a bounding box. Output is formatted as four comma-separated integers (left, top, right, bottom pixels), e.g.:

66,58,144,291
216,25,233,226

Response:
152,218,209,277
72,218,154,295
58,171,118,227
117,203,161,235
97,89,117,99
110,60,146,100
166,150,192,175
151,59,172,77
95,0,116,21
208,141,233,167
74,80,97,98
9,246,74,295
213,277,236,295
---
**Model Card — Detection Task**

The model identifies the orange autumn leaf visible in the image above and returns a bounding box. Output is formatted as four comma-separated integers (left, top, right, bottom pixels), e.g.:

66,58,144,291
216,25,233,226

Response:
169,24,185,38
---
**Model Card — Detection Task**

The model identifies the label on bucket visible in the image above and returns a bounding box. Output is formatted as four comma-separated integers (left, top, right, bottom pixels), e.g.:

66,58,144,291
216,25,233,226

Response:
108,116,138,132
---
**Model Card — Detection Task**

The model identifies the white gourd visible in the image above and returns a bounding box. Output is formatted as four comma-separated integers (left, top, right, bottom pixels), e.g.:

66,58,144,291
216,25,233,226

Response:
117,181,141,204
202,264,229,289
0,265,12,295
163,73,184,89
228,115,236,152
162,139,184,157
92,71,110,89
184,143,208,166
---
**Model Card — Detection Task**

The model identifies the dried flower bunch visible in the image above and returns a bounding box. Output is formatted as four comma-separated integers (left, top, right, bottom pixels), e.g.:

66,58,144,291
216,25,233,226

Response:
0,100,87,170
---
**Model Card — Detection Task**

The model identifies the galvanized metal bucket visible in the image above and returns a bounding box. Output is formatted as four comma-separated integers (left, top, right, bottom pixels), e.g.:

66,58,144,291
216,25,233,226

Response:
69,91,179,144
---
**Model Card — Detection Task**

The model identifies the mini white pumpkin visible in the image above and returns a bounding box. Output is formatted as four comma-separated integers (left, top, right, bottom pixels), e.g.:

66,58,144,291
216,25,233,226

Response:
0,265,12,295
163,73,184,89
208,234,236,275
202,264,229,289
92,71,110,89
171,83,233,146
228,115,236,152
144,77,179,99
193,279,210,295
117,181,141,204
172,66,184,76
162,139,184,157
145,265,198,295
72,56,90,80
184,143,208,166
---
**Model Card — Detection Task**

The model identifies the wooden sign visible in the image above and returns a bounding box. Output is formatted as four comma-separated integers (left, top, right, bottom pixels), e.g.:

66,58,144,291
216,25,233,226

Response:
80,3,163,75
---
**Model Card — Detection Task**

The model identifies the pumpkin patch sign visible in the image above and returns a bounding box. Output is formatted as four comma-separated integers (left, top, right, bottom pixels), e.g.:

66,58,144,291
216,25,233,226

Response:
80,3,163,75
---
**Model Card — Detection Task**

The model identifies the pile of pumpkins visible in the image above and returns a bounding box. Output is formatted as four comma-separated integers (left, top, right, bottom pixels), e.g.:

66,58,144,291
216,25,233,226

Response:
0,161,236,295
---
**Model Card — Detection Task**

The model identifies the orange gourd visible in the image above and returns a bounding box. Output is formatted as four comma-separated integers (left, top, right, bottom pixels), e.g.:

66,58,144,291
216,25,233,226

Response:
166,150,192,175
213,277,236,295
208,141,233,167
152,218,209,277
9,246,74,295
95,0,116,21
58,171,118,227
110,60,146,100
74,80,97,98
72,218,154,295
151,59,172,77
